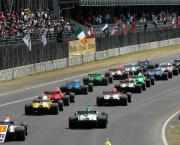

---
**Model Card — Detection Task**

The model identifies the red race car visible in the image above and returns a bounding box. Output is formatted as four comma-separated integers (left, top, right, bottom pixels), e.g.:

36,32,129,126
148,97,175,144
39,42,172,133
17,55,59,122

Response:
38,87,75,108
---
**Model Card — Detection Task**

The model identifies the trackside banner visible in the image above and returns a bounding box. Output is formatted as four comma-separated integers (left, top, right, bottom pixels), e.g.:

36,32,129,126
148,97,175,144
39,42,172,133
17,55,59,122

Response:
0,125,8,143
69,38,96,57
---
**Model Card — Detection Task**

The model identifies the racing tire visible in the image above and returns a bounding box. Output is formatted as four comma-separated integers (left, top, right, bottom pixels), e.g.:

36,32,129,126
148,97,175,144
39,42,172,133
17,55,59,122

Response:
81,85,88,94
129,70,134,75
148,64,155,69
143,67,147,73
60,85,67,93
155,63,159,68
83,77,89,85
145,79,151,87
141,82,146,91
20,122,28,136
88,83,93,92
101,112,108,119
58,100,64,111
122,72,129,79
105,72,110,77
150,77,155,85
50,103,59,115
162,73,168,80
97,96,104,106
134,84,142,93
173,68,179,75
97,116,107,128
102,77,108,86
108,76,113,83
126,92,132,103
62,95,70,106
114,84,120,91
144,72,150,77
15,127,25,141
69,93,75,103
120,95,128,106
168,72,173,78
69,116,78,129
25,103,32,115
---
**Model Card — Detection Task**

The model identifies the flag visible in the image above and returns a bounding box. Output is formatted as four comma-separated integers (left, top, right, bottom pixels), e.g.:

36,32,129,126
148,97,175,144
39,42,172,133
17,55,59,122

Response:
153,19,157,30
172,17,178,28
102,24,109,37
130,23,136,31
164,19,168,32
88,27,94,39
41,30,47,46
144,22,148,32
104,138,112,145
122,22,127,35
74,27,87,45
23,33,32,51
111,25,118,36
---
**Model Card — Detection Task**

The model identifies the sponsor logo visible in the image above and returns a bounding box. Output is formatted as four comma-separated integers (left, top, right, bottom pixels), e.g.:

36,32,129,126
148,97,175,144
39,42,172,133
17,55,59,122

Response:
0,125,8,143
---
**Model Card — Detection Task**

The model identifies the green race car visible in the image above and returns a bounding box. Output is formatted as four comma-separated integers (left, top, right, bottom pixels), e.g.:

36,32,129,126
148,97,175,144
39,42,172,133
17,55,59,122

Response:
131,72,151,90
83,72,113,86
69,107,108,129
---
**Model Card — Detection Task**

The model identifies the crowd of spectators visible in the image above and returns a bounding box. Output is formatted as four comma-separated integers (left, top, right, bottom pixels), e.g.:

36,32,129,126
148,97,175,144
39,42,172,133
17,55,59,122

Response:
0,8,75,42
79,9,179,27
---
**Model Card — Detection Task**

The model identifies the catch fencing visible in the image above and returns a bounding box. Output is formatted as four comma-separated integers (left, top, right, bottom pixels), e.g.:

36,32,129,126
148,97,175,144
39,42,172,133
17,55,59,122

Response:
0,38,179,82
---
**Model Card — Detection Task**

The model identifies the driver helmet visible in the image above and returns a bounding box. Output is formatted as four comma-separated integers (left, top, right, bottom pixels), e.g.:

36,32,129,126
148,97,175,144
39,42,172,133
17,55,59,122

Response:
4,115,10,122
75,78,80,82
87,105,92,111
112,88,117,92
168,63,171,66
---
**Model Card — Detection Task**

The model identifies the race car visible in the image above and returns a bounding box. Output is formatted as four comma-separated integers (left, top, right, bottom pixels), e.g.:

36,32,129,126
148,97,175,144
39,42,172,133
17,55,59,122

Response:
105,66,129,80
114,79,142,93
69,107,108,129
137,59,159,72
172,59,180,73
0,117,28,141
160,63,179,78
123,63,142,75
96,89,131,106
131,72,152,90
83,71,113,86
145,68,169,80
60,78,93,95
41,87,73,107
25,96,61,115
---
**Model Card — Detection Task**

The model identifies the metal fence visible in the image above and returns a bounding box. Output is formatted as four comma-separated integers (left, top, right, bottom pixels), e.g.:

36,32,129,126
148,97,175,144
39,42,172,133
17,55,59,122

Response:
0,26,179,70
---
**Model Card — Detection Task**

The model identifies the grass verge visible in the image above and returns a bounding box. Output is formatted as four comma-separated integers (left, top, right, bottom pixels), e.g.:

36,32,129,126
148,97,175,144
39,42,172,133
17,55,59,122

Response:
168,125,180,145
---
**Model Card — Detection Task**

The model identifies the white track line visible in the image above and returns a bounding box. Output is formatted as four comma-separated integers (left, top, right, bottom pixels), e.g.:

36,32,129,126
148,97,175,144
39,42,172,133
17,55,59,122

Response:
162,110,180,145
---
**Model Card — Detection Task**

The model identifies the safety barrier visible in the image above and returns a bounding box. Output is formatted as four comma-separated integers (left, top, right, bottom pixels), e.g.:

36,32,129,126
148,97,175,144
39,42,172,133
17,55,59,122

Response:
0,37,180,82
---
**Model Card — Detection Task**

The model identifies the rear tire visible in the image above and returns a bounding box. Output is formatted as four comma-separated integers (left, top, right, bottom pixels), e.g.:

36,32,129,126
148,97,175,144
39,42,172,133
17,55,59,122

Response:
97,116,107,128
145,79,151,87
62,95,70,106
97,96,104,106
81,85,88,94
69,93,75,103
108,76,113,83
69,116,78,129
50,103,59,115
58,100,64,111
120,95,128,106
150,77,155,85
15,127,25,141
126,92,132,103
60,85,67,93
88,83,93,92
83,77,89,85
25,103,32,115
20,122,28,136
102,77,108,86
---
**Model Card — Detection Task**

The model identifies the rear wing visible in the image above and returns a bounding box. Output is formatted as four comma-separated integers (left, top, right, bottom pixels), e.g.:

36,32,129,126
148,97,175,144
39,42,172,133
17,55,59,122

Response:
131,75,144,78
174,59,180,62
148,69,162,72
32,99,49,102
0,121,15,124
76,111,97,114
44,91,61,95
119,80,134,83
109,68,119,71
103,91,121,95
160,65,169,67
66,82,80,85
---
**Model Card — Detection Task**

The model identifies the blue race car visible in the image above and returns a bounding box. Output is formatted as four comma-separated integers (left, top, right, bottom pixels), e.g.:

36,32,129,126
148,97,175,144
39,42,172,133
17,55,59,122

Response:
144,67,168,80
60,78,93,94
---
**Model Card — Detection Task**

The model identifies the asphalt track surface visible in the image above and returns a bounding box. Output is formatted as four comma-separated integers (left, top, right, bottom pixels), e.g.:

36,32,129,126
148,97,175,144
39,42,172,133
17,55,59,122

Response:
1,52,180,145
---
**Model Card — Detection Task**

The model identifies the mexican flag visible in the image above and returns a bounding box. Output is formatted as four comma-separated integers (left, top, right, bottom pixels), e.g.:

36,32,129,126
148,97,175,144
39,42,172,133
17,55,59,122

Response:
102,24,109,37
74,27,87,45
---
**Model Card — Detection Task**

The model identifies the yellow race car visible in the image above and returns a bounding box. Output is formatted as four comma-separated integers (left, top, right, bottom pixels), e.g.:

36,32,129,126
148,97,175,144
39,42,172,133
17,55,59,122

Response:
24,96,60,115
